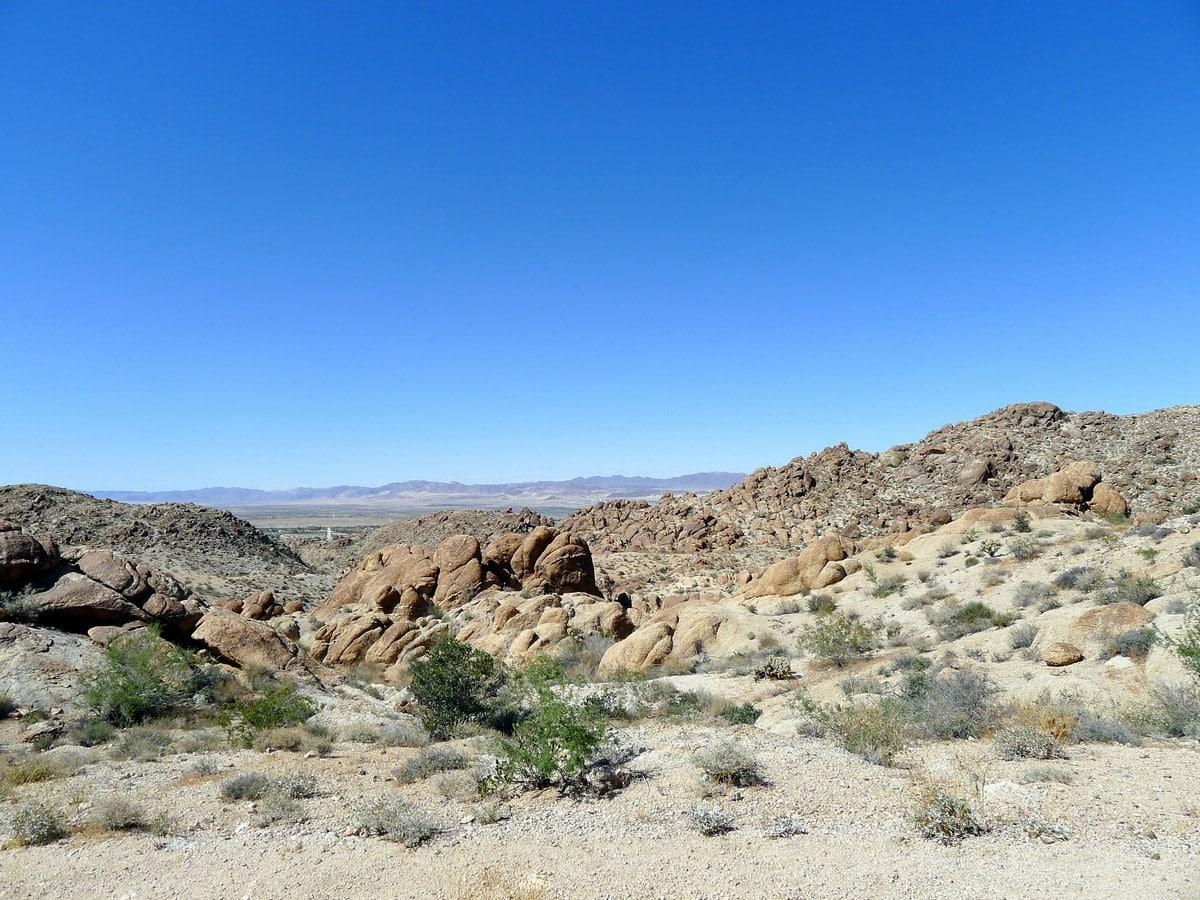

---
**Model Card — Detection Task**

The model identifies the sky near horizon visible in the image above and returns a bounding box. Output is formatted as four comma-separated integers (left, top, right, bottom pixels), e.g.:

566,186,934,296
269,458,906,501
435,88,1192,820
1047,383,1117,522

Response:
3,2,1198,491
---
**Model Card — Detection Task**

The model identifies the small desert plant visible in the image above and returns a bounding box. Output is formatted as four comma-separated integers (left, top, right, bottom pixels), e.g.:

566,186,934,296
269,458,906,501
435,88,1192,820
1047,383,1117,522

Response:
806,593,837,614
394,746,469,784
1111,627,1156,659
1096,570,1162,606
220,772,275,802
69,716,116,747
1013,511,1032,533
993,726,1066,760
693,741,762,787
1013,581,1051,608
752,655,794,681
79,625,198,726
718,702,762,726
1007,537,1041,560
408,638,507,740
7,802,69,847
218,681,317,748
1146,680,1200,737
109,727,172,761
902,668,1001,740
978,539,1001,558
353,798,440,846
1182,543,1200,569
796,613,882,667
819,698,911,766
931,601,1013,641
90,797,146,831
1,756,58,786
686,805,735,836
1070,713,1140,745
765,814,807,837
1160,593,1200,681
872,574,907,598
1018,765,1073,784
913,785,984,845
1008,623,1038,650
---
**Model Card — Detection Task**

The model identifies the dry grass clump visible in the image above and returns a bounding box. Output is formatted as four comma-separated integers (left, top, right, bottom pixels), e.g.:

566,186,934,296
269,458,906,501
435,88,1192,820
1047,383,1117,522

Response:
912,784,984,845
394,746,469,784
352,797,441,846
993,726,1067,760
693,741,763,787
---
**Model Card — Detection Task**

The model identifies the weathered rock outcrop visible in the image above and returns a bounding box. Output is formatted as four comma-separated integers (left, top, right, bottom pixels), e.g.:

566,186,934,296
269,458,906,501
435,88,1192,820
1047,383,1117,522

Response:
562,402,1200,551
742,536,856,599
191,606,301,670
1004,460,1128,516
0,520,57,587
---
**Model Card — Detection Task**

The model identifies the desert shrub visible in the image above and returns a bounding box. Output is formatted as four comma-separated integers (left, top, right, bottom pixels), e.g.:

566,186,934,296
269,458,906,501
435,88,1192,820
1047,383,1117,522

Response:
765,814,807,838
1013,582,1051,608
1008,623,1038,650
872,574,907,598
1018,765,1072,784
218,682,316,748
69,716,116,747
978,539,1002,557
79,625,198,726
90,797,146,831
1111,627,1156,659
220,772,275,802
693,741,762,787
394,746,469,784
796,614,882,667
1013,511,1032,533
1096,570,1162,606
256,792,305,825
752,655,794,681
1161,594,1200,681
841,674,885,696
7,802,68,846
276,772,318,798
718,702,762,726
687,805,735,836
109,727,172,761
901,668,1001,740
1054,566,1102,593
0,587,40,624
819,698,911,766
993,726,1066,760
1007,537,1041,560
913,785,984,845
883,651,929,674
1182,543,1200,569
806,593,836,615
489,657,610,791
353,798,440,846
1070,713,1140,745
409,638,507,740
472,800,509,824
1147,681,1200,737
931,601,1013,641
1,756,58,786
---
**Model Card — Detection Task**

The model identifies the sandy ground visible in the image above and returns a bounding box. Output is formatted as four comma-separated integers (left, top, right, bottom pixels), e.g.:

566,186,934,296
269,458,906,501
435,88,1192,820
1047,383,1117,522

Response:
3,714,1198,900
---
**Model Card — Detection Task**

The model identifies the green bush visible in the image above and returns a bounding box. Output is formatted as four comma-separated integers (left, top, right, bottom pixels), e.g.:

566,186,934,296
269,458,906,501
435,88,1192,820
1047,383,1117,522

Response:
752,655,794,681
493,693,609,790
797,614,882,667
718,702,762,725
1163,594,1200,681
69,716,116,747
1097,570,1162,606
1112,627,1156,659
79,625,197,726
408,638,506,740
1013,511,1032,533
218,682,316,747
901,668,1000,740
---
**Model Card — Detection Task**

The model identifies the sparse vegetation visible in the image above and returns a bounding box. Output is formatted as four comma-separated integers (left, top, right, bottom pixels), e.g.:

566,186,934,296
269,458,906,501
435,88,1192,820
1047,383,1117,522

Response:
394,746,469,784
993,726,1066,760
218,681,316,747
1096,570,1162,606
797,613,882,667
79,625,199,726
7,802,69,847
686,805,735,836
693,740,762,786
913,785,984,845
353,797,441,846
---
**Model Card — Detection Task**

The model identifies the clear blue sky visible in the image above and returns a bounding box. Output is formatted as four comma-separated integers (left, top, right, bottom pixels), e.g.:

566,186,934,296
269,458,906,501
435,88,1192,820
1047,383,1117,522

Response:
3,2,1198,490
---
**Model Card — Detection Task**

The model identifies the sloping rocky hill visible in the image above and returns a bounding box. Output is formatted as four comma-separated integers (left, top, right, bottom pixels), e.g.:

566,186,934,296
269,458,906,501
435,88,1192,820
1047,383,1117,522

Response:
0,484,308,583
562,402,1200,552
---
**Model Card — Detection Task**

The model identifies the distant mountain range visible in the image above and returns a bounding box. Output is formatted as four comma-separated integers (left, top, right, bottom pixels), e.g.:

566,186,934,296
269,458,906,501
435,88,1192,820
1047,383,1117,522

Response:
92,473,746,511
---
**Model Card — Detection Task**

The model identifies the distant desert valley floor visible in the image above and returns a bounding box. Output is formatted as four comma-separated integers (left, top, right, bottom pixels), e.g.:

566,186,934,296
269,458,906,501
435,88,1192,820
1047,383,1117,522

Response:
2,402,1200,898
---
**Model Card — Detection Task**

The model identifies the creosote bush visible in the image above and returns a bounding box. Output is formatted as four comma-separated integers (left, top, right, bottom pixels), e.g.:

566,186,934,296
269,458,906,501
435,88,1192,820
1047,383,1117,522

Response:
409,638,506,740
797,614,882,667
79,625,198,726
218,681,316,748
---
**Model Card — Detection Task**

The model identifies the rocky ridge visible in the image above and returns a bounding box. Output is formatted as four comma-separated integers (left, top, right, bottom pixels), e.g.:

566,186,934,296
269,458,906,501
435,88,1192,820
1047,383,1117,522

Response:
561,402,1200,552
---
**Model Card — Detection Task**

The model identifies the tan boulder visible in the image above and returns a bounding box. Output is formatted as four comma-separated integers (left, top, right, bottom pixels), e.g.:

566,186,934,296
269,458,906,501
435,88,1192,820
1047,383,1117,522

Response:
0,522,57,587
530,532,599,596
743,536,855,599
192,607,299,670
1089,482,1129,518
34,573,148,627
1034,602,1155,660
598,622,675,676
432,536,485,607
1042,642,1084,667
483,533,525,569
75,549,143,596
510,526,557,581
